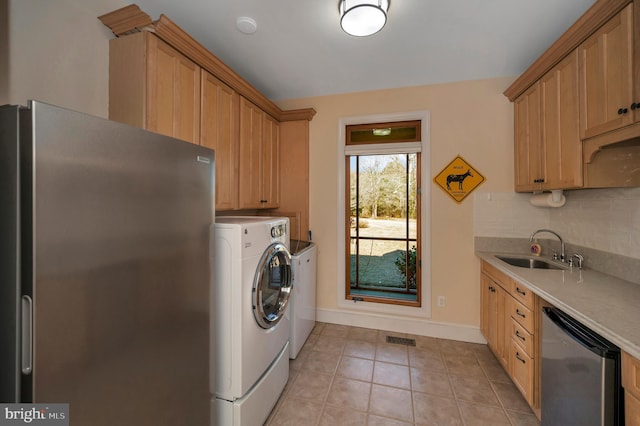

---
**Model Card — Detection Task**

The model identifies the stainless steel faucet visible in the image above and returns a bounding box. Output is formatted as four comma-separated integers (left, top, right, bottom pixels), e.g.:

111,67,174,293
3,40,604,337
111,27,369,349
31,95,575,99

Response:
568,253,584,269
529,229,565,262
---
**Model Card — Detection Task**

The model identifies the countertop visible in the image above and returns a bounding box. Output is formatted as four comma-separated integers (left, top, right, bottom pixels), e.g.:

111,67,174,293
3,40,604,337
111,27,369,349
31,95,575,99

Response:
476,251,640,360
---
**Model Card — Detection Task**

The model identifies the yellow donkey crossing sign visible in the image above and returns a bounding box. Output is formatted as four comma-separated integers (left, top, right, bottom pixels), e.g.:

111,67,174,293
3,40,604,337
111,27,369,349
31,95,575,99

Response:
433,155,485,203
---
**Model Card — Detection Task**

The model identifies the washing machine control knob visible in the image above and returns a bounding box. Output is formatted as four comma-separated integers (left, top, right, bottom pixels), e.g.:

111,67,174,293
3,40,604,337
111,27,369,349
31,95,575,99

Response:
271,224,286,239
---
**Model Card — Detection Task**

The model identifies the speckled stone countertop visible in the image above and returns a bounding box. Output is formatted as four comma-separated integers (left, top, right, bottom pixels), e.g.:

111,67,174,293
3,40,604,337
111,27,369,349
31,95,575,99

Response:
476,251,640,360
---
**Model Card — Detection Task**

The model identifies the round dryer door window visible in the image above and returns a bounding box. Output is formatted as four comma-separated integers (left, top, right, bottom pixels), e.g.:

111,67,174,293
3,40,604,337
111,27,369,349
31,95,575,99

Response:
252,243,292,329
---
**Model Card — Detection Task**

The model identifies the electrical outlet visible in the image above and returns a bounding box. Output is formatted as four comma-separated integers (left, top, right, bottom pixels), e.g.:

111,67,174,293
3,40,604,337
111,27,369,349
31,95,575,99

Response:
437,296,445,307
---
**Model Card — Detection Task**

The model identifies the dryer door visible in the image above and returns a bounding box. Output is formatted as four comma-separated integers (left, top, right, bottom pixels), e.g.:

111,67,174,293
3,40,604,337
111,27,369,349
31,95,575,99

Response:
252,243,292,329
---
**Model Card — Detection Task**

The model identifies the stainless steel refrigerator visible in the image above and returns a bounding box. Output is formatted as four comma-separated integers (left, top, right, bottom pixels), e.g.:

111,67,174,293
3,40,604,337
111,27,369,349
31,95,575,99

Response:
0,101,214,425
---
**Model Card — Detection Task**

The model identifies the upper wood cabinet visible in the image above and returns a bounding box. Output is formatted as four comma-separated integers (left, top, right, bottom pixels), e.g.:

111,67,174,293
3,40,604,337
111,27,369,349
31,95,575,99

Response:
200,71,240,210
238,98,280,209
579,4,634,139
109,31,201,144
505,0,640,191
514,83,543,191
100,5,315,221
541,51,583,190
514,51,582,192
261,114,280,209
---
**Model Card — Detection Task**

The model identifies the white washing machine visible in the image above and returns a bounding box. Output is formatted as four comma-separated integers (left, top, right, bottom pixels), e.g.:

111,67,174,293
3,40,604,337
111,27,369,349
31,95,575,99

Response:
213,216,292,426
289,240,317,359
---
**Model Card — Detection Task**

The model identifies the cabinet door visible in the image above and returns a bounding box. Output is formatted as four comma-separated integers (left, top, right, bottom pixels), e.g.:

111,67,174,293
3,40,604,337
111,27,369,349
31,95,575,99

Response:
480,273,508,368
480,274,495,347
146,35,201,144
623,351,640,426
541,51,583,190
514,83,543,191
626,392,640,426
261,114,280,209
579,4,633,139
239,97,264,209
201,72,239,210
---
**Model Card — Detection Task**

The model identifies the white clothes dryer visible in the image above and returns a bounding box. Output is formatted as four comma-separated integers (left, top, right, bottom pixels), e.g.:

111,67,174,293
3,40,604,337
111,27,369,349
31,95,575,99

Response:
213,216,292,426
289,240,317,359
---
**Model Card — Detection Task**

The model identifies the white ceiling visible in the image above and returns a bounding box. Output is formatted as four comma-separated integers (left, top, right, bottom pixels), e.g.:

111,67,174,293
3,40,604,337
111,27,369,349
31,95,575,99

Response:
131,0,596,101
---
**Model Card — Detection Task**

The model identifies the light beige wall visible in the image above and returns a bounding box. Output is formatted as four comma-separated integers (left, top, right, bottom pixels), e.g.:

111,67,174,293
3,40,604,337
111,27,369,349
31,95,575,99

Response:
278,77,515,327
4,0,125,116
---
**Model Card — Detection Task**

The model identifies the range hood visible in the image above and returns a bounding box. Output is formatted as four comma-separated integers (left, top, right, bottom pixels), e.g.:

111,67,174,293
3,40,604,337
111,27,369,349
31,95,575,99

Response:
583,124,640,188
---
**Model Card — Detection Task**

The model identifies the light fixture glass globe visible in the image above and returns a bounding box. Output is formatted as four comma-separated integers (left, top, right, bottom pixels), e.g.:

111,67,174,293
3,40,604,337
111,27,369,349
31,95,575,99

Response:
340,0,389,37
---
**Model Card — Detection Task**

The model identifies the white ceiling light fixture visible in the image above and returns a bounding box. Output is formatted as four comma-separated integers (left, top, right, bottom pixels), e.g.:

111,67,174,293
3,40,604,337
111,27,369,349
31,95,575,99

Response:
340,0,389,37
236,17,257,35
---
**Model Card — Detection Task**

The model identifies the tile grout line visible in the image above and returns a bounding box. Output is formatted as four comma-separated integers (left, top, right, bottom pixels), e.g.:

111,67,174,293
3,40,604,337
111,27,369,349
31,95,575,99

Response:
474,348,515,426
444,350,468,426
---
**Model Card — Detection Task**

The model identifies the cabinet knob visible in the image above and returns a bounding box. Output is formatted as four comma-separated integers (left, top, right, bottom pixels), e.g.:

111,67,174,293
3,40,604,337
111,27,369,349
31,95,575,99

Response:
260,199,268,203
618,107,629,115
632,103,640,110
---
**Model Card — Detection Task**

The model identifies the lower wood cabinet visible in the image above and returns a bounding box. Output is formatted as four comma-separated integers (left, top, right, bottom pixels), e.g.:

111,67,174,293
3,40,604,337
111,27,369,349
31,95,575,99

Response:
480,260,539,414
480,272,508,368
623,351,640,426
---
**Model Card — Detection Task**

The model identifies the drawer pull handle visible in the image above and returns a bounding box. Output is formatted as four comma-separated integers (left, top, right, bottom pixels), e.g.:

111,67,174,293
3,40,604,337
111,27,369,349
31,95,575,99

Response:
516,287,526,296
516,309,526,318
515,352,526,364
515,330,526,341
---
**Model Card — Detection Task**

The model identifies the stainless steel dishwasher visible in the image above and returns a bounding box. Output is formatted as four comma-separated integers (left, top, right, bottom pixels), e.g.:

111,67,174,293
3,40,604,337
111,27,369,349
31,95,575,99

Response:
541,307,623,426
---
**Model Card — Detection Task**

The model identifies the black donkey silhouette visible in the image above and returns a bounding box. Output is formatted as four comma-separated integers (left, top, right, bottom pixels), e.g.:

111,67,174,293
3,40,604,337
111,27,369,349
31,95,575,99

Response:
446,169,473,191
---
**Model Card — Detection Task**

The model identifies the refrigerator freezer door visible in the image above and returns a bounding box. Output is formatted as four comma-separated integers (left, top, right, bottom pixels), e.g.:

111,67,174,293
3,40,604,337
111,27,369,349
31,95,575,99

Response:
25,101,214,425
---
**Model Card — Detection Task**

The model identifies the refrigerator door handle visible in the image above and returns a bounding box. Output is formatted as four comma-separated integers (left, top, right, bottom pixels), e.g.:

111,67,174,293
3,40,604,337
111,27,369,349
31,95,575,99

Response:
21,295,33,374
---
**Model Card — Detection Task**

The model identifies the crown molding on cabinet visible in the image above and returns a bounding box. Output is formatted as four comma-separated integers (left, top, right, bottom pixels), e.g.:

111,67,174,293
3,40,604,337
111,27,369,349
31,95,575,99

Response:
97,4,152,36
504,0,631,102
98,5,316,122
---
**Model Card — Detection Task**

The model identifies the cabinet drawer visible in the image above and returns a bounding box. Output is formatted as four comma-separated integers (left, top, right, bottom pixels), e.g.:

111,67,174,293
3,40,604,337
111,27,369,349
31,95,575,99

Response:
511,299,534,332
623,351,640,400
510,318,534,356
510,339,534,405
481,260,510,290
510,280,534,310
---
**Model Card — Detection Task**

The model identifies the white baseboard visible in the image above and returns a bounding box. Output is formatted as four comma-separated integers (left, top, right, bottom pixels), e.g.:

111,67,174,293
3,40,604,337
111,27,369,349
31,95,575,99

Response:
316,308,486,344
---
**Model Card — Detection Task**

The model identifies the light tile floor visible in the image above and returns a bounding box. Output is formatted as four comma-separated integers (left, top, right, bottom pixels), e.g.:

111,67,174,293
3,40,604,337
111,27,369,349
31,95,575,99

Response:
265,323,540,426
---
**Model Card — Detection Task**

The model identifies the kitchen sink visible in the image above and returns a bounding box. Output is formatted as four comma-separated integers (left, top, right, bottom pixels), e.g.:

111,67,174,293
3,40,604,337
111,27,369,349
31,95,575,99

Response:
495,255,567,270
